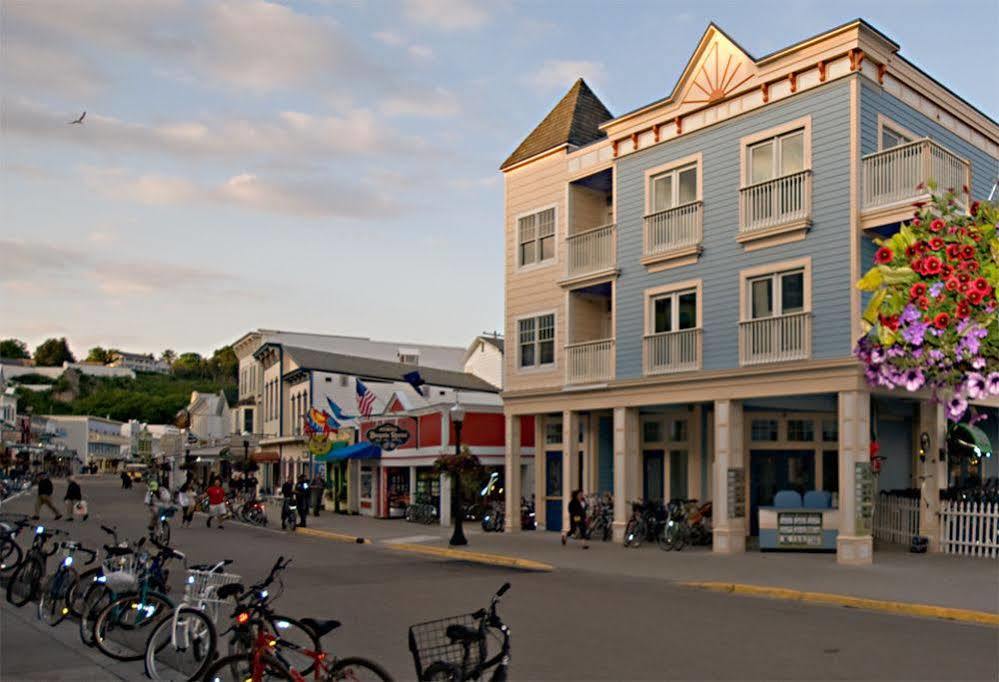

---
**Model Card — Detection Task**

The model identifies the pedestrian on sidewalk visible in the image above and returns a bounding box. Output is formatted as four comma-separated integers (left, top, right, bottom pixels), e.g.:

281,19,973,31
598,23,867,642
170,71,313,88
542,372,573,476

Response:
206,476,227,529
311,473,324,517
178,475,197,527
280,478,295,530
294,474,310,528
63,475,88,521
120,471,131,489
32,471,62,521
562,489,589,549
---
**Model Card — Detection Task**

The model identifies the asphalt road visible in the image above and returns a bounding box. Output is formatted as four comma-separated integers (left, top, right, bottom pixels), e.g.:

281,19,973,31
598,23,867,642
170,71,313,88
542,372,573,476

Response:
2,477,997,681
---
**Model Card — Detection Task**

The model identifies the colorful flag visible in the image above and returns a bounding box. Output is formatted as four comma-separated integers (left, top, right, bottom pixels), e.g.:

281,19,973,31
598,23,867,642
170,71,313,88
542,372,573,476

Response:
355,379,376,418
403,370,425,392
326,397,350,422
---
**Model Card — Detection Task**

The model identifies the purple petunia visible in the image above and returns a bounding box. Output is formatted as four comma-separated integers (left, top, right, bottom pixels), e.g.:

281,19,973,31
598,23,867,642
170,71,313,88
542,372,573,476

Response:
964,373,988,400
900,305,922,325
902,320,929,346
903,368,925,392
988,373,999,396
929,282,944,298
947,394,968,421
971,357,985,370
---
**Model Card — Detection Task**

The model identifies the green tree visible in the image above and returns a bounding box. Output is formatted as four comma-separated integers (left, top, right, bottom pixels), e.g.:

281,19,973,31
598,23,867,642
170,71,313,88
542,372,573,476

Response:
0,338,30,360
33,337,75,366
85,347,111,364
207,345,238,382
160,349,177,365
172,352,206,379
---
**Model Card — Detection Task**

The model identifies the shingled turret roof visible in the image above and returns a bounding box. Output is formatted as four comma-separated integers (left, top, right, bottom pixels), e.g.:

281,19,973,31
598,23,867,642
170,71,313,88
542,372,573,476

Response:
500,79,612,170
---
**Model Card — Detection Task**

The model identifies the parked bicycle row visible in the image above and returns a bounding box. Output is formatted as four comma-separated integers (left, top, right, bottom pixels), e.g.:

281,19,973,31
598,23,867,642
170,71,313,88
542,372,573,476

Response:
1,511,516,681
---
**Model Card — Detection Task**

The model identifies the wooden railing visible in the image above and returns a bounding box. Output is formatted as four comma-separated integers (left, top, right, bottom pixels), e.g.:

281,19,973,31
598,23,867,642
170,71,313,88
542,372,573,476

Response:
862,138,970,210
874,493,920,545
644,329,701,375
739,312,811,365
739,170,811,235
643,202,702,257
566,224,615,279
564,338,614,384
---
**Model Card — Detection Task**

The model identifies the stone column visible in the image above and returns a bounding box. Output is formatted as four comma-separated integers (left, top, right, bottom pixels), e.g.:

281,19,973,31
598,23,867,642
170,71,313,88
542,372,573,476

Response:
409,466,417,505
917,400,947,551
504,413,522,532
837,390,873,565
712,399,746,553
613,406,639,541
439,472,451,528
562,410,579,532
533,416,546,530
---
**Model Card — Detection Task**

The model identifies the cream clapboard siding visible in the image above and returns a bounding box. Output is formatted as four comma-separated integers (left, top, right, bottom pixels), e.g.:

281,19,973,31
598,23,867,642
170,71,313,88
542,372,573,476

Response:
464,342,503,389
570,185,612,234
504,151,569,392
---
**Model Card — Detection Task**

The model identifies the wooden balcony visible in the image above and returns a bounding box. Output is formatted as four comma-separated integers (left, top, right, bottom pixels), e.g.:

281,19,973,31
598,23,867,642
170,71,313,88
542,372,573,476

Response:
641,202,703,269
861,139,970,229
643,329,701,375
564,338,614,384
560,224,618,288
739,312,811,366
738,170,812,249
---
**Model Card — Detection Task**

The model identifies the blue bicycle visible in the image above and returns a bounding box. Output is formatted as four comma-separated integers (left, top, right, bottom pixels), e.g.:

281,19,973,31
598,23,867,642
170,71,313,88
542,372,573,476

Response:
38,540,97,626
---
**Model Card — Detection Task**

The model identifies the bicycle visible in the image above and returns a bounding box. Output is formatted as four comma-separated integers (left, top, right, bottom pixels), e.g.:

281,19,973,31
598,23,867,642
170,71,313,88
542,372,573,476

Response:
78,525,145,646
1,515,33,575
409,583,512,682
93,538,183,661
37,540,97,626
144,558,239,681
151,505,178,545
586,494,613,542
6,525,66,607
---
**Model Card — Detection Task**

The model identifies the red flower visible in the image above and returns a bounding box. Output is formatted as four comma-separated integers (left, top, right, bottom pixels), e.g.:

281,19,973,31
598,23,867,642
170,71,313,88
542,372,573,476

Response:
929,237,944,251
959,282,970,294
966,261,980,273
930,218,945,232
933,312,950,329
874,247,894,264
941,264,954,277
961,245,975,260
905,245,917,258
911,218,922,227
967,290,984,306
917,296,930,310
945,278,960,292
916,241,928,253
971,200,980,216
879,314,900,331
973,277,989,293
909,282,927,299
958,273,970,284
946,244,961,259
922,256,943,275
956,303,970,319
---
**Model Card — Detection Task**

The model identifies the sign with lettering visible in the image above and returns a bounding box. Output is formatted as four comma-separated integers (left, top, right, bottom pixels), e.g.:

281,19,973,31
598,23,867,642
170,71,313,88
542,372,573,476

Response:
854,462,875,535
366,423,410,451
727,468,746,519
777,512,823,548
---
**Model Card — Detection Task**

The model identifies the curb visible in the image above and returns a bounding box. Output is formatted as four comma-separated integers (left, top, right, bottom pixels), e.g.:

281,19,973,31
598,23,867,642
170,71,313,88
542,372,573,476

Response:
296,527,371,544
681,581,999,626
386,543,554,572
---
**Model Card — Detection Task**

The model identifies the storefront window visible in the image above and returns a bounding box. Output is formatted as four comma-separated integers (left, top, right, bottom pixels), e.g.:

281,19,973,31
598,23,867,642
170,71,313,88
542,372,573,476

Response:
643,420,662,443
544,420,562,444
821,419,838,442
751,419,778,441
822,450,839,493
669,419,688,442
360,467,373,499
787,419,814,442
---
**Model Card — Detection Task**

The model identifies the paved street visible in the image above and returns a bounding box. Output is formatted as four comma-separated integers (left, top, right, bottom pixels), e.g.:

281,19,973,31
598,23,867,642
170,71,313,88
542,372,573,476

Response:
2,477,997,681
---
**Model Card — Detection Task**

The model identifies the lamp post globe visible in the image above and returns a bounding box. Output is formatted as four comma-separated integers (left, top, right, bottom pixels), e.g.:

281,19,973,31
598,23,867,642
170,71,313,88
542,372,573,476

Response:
449,401,468,546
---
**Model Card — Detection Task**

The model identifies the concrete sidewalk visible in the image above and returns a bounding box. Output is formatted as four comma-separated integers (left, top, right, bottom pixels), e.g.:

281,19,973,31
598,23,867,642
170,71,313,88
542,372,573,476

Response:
273,504,999,615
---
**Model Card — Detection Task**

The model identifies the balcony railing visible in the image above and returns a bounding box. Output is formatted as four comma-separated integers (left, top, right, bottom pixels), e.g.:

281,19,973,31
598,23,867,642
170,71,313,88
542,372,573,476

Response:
643,202,702,258
862,138,970,210
739,312,811,365
739,170,812,235
565,338,614,384
644,329,701,375
566,224,615,279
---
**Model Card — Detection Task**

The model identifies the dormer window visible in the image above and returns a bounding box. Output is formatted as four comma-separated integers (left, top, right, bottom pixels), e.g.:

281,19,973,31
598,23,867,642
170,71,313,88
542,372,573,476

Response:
398,349,420,365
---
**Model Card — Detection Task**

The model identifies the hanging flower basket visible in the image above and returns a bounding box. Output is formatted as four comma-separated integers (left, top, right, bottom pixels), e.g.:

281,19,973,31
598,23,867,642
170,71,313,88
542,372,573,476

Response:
855,188,998,421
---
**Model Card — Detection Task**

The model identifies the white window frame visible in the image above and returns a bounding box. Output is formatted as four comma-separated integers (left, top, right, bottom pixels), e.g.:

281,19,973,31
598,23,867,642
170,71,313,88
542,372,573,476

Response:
516,204,558,270
747,270,806,320
740,116,812,187
876,114,918,151
643,279,703,335
649,163,698,213
649,289,698,334
747,129,806,183
739,257,812,322
516,311,556,371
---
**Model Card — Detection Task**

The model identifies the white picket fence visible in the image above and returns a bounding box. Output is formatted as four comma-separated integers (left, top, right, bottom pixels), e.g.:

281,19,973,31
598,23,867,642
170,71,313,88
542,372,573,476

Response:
873,494,920,545
939,500,999,558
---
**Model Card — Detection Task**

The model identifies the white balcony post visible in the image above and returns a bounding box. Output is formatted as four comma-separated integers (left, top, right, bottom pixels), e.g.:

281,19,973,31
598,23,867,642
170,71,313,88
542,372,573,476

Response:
643,202,703,257
612,406,639,542
565,224,615,279
712,399,745,553
917,400,948,552
739,313,811,365
503,413,522,532
837,390,873,565
644,329,701,374
561,410,579,533
533,415,546,530
739,170,810,235
565,339,614,384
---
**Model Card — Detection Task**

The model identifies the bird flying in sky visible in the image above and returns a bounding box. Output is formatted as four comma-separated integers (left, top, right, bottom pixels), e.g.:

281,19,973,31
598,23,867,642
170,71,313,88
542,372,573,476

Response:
68,111,86,125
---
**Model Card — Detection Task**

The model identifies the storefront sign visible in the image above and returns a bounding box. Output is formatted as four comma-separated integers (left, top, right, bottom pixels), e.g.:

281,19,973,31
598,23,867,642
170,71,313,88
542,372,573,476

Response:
727,468,745,519
366,423,410,451
777,512,823,548
854,462,875,534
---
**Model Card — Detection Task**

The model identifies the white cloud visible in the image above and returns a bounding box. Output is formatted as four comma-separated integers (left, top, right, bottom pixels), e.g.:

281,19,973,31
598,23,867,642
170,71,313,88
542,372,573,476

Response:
403,0,490,30
527,59,606,91
381,88,460,118
408,45,434,60
373,30,406,47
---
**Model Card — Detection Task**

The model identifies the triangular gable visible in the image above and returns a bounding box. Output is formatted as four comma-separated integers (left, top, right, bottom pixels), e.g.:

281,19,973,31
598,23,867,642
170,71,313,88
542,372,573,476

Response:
385,395,407,413
672,24,758,109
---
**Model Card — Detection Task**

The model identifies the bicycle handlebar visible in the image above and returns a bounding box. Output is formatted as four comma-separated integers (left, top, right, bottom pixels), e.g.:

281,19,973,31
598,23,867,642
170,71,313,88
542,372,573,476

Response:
150,538,185,561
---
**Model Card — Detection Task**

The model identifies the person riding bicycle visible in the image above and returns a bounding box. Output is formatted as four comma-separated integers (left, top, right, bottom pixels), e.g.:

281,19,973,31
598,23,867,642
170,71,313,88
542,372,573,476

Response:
147,479,172,530
294,475,310,528
280,479,296,529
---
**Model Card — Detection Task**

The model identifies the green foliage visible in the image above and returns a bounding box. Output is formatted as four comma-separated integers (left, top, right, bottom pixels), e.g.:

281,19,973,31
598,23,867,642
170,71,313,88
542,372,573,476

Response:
85,347,112,364
33,337,75,367
0,338,30,360
9,373,53,385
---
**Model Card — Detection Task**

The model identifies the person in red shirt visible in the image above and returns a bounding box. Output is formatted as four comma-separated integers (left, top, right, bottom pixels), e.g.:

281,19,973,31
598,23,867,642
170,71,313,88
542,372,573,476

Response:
206,477,227,529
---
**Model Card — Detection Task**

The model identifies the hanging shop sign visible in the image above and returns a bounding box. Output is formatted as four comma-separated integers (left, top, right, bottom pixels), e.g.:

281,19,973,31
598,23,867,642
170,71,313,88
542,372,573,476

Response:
366,423,410,451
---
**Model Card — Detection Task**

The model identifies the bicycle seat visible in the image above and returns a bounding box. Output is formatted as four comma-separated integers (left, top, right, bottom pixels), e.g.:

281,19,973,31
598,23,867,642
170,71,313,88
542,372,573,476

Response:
301,618,341,638
217,582,244,599
104,546,133,556
445,624,483,644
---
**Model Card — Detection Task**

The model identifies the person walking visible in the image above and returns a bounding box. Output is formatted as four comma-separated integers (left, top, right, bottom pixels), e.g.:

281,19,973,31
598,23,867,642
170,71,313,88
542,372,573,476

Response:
280,478,295,530
245,471,258,501
178,476,197,527
562,489,589,549
33,471,62,521
120,471,130,489
294,474,310,528
64,475,87,521
206,477,227,529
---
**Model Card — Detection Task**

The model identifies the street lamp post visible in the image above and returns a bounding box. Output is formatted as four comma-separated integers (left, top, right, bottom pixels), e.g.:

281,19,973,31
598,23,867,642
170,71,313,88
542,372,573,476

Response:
449,401,467,546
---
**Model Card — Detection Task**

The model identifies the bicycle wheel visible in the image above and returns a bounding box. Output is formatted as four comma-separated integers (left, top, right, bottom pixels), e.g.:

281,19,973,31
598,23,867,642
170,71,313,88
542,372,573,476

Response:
144,607,217,681
422,661,463,681
329,656,393,681
266,614,320,675
94,592,173,661
6,555,43,607
204,653,293,681
80,582,116,646
68,566,101,618
0,538,22,574
153,521,171,546
38,567,78,626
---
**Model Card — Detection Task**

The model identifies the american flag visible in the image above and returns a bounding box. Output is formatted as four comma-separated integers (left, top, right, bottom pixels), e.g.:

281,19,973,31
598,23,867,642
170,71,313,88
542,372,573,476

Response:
355,379,376,418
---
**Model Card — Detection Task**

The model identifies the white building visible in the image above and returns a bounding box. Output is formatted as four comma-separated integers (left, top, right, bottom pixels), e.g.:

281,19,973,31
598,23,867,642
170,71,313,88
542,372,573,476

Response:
463,335,504,389
181,391,232,442
108,351,170,374
44,415,130,471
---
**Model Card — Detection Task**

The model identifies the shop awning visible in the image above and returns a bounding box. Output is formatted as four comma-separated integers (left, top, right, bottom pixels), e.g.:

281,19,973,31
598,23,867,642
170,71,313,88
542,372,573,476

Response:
251,451,280,463
950,423,993,459
316,441,381,462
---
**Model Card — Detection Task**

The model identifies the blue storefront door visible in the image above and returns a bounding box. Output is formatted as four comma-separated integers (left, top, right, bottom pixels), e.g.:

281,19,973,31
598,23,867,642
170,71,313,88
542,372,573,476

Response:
643,450,664,502
545,450,563,532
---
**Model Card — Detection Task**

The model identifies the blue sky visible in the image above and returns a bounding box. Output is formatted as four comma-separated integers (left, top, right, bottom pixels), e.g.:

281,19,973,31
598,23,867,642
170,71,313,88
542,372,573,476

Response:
2,0,996,358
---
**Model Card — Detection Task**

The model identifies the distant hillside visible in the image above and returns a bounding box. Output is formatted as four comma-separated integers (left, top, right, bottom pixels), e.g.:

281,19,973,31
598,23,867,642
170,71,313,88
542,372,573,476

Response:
15,372,237,424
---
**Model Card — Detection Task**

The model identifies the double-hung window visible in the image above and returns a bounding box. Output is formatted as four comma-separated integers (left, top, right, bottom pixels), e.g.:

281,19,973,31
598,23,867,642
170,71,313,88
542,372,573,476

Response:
651,289,697,333
880,125,911,150
745,128,807,229
650,164,697,213
748,130,805,183
518,313,555,368
518,207,555,267
743,266,808,362
748,269,804,320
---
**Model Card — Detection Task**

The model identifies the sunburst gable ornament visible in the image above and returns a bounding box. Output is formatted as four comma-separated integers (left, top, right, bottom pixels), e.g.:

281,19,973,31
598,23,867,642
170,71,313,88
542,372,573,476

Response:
682,40,753,105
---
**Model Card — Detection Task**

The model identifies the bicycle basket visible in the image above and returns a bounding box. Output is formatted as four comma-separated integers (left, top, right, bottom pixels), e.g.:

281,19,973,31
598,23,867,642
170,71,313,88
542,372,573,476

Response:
102,553,138,592
184,568,241,607
408,612,485,681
